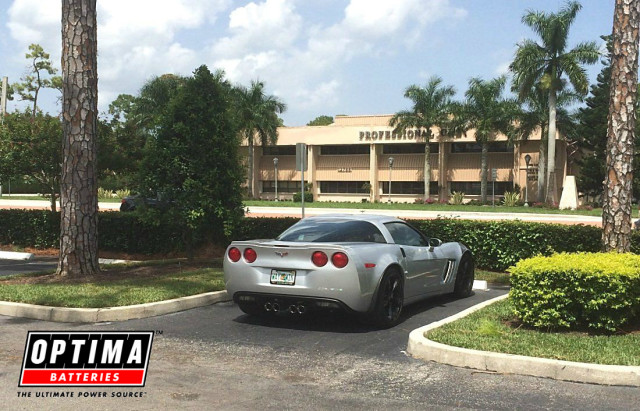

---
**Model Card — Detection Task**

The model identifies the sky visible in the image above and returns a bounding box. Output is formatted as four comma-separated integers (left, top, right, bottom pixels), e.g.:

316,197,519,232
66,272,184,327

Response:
0,0,616,127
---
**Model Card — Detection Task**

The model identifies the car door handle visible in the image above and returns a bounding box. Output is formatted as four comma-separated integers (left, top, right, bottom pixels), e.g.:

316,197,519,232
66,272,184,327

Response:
399,247,406,257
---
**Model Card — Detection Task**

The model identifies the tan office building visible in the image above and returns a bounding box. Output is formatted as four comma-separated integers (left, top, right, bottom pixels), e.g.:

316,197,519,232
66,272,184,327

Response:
245,114,567,203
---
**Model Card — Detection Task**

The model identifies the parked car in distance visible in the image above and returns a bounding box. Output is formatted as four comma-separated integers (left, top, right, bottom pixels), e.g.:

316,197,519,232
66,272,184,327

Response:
119,195,164,212
224,214,474,328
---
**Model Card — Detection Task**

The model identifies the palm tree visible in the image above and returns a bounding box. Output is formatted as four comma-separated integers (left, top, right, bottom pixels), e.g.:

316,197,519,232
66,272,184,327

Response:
511,85,578,202
235,80,286,198
510,1,599,203
456,76,517,203
390,76,456,202
602,0,639,252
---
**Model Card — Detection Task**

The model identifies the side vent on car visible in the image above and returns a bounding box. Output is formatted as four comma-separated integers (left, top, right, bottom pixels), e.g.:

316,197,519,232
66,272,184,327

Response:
443,260,456,283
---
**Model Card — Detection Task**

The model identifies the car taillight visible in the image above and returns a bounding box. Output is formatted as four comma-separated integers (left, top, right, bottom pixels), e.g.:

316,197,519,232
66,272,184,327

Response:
311,251,328,267
331,252,349,268
244,248,257,263
228,247,241,262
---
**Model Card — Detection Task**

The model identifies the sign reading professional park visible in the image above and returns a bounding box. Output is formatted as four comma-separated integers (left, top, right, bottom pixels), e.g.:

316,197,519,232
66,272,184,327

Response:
19,331,153,387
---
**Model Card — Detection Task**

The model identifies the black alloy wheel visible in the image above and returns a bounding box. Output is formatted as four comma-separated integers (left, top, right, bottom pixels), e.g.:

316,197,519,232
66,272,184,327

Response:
453,253,474,298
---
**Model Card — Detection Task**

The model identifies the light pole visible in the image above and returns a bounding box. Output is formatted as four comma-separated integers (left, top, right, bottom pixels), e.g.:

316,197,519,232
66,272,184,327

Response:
273,157,279,201
388,157,394,203
524,154,531,207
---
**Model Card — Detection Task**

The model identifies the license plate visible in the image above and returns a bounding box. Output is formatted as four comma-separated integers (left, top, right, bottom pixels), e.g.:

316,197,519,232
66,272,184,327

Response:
270,269,296,285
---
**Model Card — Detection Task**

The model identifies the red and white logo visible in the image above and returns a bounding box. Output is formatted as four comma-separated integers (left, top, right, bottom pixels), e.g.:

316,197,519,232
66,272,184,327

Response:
19,331,154,387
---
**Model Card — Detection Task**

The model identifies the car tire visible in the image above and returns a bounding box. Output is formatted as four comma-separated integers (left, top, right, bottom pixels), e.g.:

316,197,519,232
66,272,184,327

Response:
453,253,474,298
237,301,265,316
369,268,404,328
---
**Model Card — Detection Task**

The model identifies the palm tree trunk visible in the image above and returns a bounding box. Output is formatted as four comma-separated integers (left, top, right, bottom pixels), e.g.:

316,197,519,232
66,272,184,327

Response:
537,126,547,203
602,0,639,252
423,141,431,201
546,88,557,204
480,141,488,203
247,138,254,198
50,183,56,213
57,0,99,277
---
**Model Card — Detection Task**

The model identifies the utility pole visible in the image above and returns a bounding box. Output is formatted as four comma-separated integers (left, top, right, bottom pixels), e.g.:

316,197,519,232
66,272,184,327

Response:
1,76,7,124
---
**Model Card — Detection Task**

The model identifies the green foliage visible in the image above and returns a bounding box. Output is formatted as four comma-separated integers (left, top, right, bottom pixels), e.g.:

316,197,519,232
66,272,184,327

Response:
293,191,314,203
306,115,333,126
448,191,465,205
411,219,603,271
509,253,640,332
97,187,114,199
502,191,520,207
0,111,62,210
115,189,131,199
138,66,245,248
10,44,62,114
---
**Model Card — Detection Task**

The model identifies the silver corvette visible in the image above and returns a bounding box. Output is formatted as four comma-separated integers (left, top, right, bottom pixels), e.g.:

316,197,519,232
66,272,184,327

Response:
223,214,474,327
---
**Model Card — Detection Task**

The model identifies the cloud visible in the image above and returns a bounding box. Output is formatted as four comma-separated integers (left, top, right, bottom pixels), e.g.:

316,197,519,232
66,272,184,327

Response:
7,0,230,111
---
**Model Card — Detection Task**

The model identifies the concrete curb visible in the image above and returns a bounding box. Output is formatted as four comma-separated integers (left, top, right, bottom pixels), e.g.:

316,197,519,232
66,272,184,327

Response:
0,251,33,260
0,290,230,323
407,294,640,387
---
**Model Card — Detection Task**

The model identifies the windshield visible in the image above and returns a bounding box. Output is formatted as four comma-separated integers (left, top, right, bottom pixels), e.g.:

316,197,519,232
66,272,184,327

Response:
277,219,387,243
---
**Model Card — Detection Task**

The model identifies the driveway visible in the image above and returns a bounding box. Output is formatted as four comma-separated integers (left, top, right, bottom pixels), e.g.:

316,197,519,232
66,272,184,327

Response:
2,288,639,410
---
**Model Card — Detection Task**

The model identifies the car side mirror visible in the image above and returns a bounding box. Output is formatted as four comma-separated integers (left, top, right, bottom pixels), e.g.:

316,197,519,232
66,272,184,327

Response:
428,238,442,252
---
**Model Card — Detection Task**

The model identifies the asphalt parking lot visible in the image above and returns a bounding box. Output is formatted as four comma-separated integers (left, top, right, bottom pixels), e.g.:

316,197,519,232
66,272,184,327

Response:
0,257,57,277
2,289,640,410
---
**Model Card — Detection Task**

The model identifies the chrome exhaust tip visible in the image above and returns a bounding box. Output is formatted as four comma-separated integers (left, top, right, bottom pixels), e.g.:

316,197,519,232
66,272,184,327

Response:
289,305,297,314
264,302,272,311
297,305,306,314
272,303,280,312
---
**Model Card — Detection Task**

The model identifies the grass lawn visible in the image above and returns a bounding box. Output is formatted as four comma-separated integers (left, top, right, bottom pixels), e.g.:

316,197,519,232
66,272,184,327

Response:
0,261,224,308
244,200,623,217
427,299,640,366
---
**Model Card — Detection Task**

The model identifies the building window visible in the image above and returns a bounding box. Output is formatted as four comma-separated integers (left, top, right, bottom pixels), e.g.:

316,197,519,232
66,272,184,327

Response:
262,180,302,193
320,145,370,155
263,145,296,155
381,181,438,195
319,181,369,194
449,181,513,195
451,142,513,153
382,143,438,154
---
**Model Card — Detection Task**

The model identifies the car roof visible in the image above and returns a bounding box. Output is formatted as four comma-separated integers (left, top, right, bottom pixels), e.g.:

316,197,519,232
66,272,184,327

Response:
303,214,402,224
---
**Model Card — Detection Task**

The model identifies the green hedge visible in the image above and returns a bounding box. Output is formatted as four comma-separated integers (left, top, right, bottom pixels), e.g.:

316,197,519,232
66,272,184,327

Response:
509,253,640,332
411,219,604,271
0,210,639,272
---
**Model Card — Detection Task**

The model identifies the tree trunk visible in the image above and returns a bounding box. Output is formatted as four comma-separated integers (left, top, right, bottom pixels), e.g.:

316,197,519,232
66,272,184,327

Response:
480,141,488,203
537,126,547,203
546,88,557,204
50,183,56,213
57,0,99,277
602,0,639,252
423,140,431,201
247,137,254,198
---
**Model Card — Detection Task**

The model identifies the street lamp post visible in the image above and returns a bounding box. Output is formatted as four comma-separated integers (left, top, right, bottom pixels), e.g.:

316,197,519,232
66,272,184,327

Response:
388,157,394,203
273,157,279,201
524,154,531,207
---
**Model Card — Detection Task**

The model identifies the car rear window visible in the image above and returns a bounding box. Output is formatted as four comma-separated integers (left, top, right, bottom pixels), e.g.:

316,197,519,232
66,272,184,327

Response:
277,219,387,243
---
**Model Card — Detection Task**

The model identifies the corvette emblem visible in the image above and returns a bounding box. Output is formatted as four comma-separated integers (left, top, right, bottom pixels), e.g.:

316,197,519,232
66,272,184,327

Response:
275,251,288,257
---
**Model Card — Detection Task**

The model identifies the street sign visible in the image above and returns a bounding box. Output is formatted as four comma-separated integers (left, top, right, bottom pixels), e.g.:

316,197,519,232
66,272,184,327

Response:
296,143,307,171
491,168,497,181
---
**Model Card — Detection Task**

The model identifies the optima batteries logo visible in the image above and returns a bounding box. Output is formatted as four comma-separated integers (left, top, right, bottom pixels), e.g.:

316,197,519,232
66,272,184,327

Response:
19,331,153,387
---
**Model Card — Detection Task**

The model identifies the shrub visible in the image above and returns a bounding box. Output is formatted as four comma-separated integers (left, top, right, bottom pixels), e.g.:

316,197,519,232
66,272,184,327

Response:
412,219,603,271
115,189,131,199
509,253,640,332
502,191,520,207
449,191,465,205
97,187,115,199
293,191,313,203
